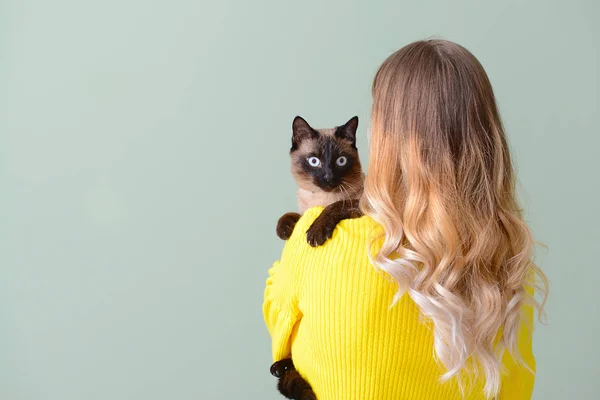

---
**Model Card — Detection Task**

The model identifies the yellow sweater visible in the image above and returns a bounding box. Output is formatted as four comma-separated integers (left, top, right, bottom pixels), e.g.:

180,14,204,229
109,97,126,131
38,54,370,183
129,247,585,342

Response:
263,207,536,400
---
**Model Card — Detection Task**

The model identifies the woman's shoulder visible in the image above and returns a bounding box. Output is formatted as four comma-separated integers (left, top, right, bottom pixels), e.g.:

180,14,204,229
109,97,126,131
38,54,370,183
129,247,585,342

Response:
280,206,384,287
295,206,383,244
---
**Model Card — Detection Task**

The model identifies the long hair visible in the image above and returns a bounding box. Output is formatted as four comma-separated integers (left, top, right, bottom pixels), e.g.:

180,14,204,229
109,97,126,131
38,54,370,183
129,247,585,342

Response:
361,39,548,398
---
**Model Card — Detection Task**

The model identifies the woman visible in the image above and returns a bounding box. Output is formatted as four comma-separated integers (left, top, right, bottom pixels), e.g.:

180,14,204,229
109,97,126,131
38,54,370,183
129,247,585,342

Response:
263,39,548,400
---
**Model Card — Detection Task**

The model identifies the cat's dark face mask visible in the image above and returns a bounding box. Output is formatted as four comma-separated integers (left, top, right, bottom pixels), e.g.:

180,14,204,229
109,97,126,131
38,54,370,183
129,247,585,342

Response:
290,116,362,193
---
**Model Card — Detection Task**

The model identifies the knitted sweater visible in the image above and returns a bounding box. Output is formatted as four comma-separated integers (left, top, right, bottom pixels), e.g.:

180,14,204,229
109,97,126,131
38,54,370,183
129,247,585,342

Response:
263,207,535,400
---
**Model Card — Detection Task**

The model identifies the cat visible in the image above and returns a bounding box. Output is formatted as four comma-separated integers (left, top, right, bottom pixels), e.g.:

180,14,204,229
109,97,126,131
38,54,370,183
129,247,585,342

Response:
270,115,365,400
276,115,365,246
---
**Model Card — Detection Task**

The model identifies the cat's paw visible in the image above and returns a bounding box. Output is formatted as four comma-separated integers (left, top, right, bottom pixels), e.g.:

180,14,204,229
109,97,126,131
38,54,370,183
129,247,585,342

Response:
306,218,336,247
276,212,301,240
270,358,295,378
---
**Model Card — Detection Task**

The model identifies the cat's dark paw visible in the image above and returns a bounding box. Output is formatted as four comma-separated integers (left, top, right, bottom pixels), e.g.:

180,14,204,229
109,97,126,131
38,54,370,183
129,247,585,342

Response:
270,358,295,378
277,368,316,400
277,212,301,240
306,218,336,247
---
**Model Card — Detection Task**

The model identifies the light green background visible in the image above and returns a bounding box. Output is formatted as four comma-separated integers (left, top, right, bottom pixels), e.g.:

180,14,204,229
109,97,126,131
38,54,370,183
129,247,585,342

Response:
1,0,597,399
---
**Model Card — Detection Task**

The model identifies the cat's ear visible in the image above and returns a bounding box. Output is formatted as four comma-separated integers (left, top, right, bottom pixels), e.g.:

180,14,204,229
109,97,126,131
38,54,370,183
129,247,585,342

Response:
292,116,318,150
335,116,359,145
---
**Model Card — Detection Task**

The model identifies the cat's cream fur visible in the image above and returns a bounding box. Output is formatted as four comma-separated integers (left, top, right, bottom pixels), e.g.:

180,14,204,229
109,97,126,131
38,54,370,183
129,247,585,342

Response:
297,187,350,214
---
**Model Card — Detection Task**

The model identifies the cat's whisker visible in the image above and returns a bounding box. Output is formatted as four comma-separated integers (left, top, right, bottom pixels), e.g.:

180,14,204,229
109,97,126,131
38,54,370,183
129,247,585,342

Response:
340,182,358,200
339,183,351,206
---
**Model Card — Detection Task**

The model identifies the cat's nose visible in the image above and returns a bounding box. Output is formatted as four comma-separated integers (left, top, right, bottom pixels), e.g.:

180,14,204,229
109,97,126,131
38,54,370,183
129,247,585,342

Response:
324,172,334,182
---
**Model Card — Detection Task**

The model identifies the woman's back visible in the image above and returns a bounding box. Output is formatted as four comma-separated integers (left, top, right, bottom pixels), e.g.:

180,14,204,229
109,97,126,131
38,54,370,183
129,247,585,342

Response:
265,39,547,400
264,207,536,400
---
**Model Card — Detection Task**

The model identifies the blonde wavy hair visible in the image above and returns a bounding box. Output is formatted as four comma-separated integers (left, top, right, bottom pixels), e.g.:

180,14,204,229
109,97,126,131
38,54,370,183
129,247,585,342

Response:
361,39,548,398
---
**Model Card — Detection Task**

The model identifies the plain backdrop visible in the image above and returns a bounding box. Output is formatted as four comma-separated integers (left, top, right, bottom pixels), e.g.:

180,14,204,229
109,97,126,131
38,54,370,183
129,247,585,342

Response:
1,0,598,399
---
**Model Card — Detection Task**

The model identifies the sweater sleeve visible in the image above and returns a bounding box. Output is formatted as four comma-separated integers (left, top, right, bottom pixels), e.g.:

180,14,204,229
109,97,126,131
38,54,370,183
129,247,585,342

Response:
497,285,537,399
262,207,323,362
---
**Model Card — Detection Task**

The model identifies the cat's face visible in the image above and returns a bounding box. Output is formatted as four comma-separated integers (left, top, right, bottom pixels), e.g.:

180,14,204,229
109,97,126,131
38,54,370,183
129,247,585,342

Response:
290,116,363,193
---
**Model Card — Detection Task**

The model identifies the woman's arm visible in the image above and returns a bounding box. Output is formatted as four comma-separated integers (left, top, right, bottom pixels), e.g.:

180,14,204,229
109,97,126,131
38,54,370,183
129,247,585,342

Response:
263,207,324,361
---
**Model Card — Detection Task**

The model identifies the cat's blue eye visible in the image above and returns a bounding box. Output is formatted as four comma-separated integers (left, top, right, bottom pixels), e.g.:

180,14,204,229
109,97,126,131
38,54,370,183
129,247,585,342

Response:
336,156,347,167
307,157,321,167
